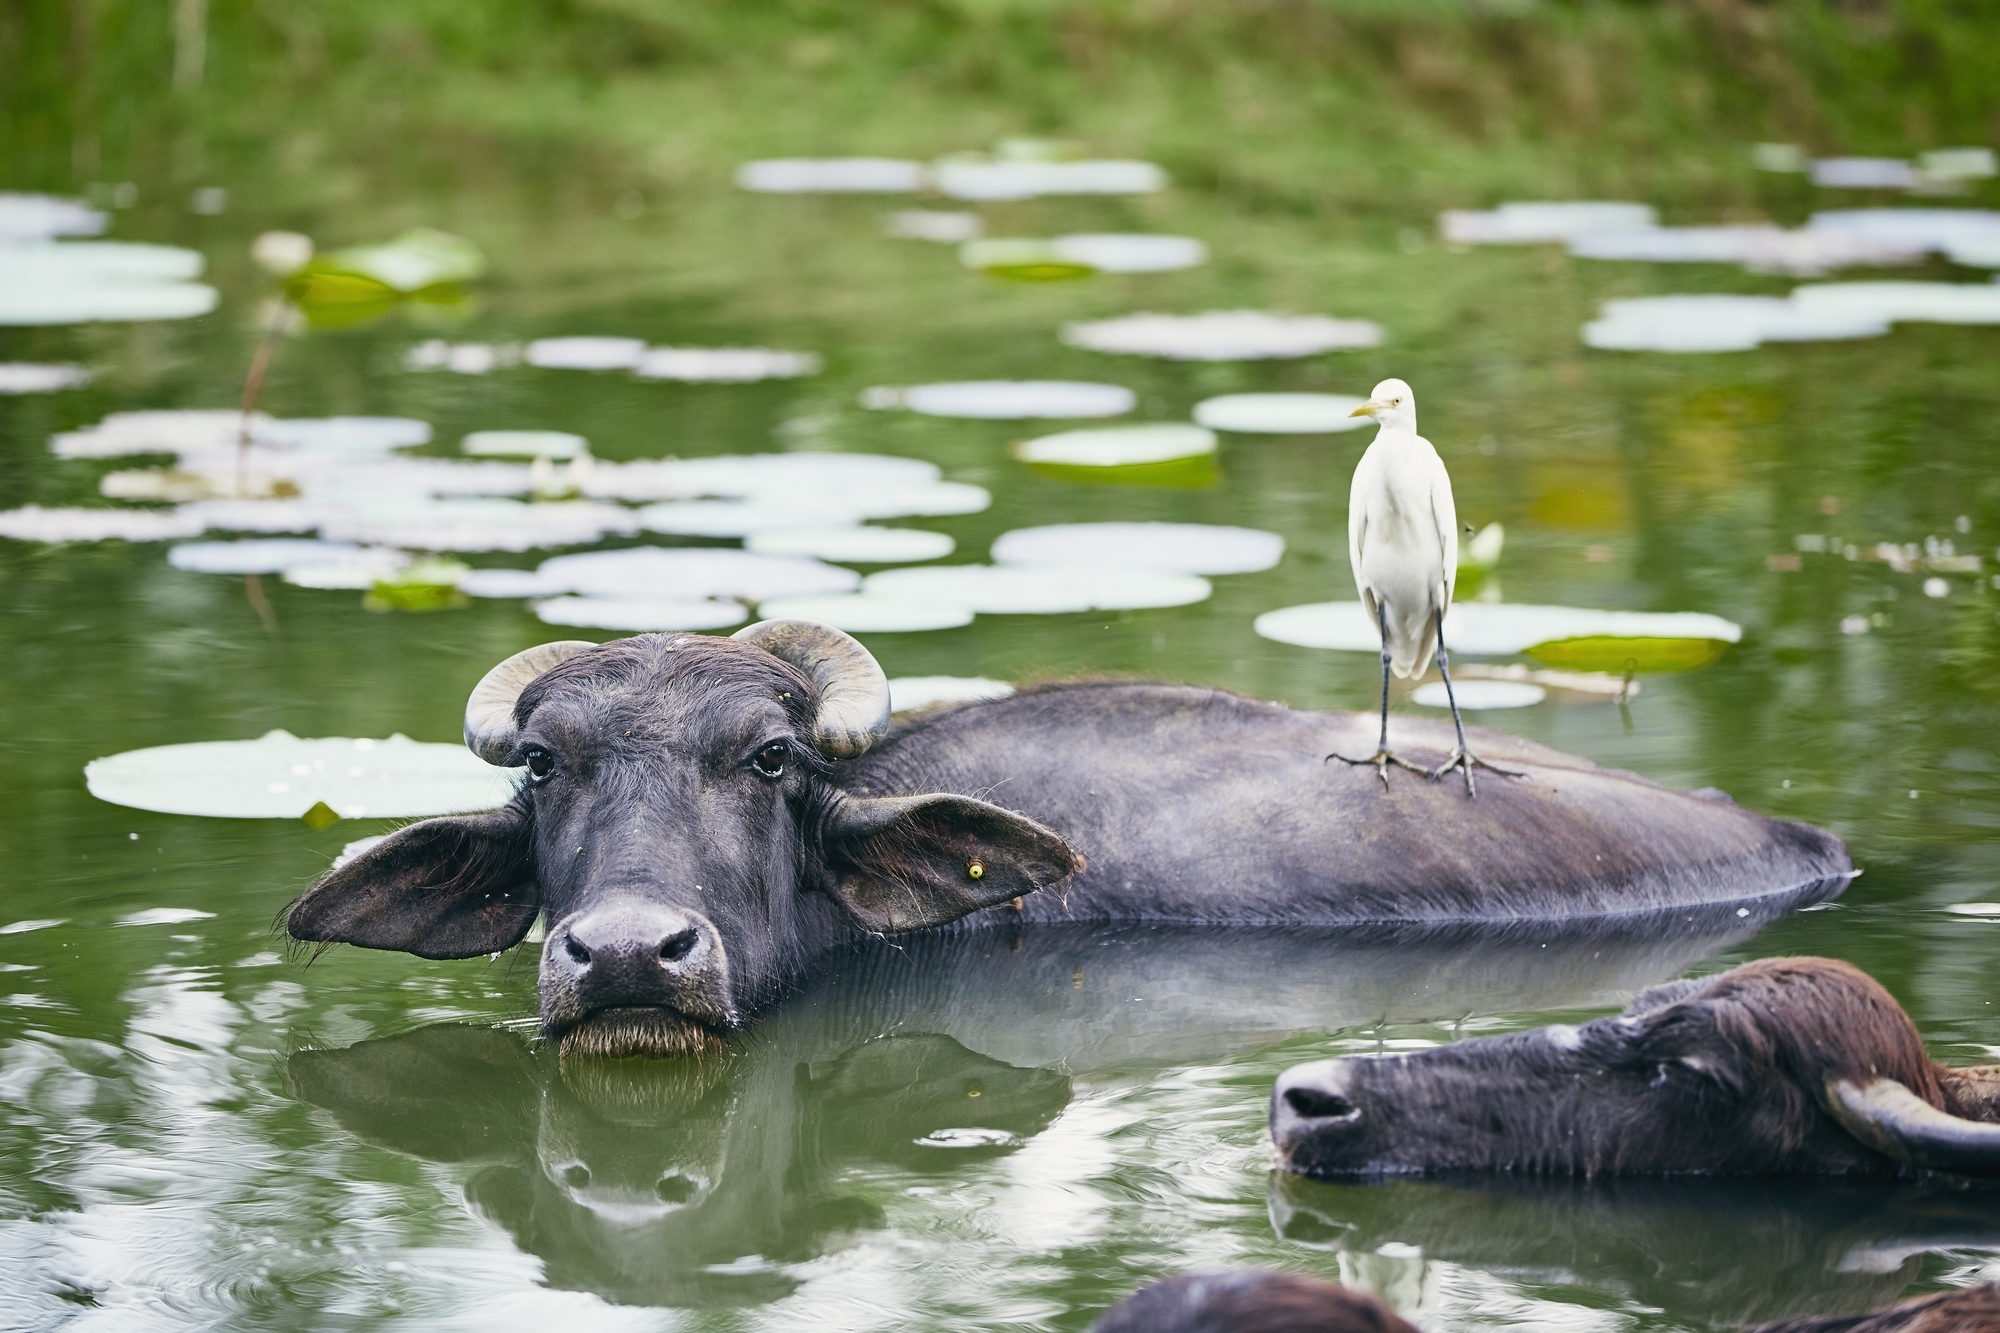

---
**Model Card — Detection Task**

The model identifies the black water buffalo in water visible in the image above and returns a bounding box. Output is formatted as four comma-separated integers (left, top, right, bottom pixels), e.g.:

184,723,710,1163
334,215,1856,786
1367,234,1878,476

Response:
1274,956,2000,1180
285,622,1851,1058
1751,1283,2000,1332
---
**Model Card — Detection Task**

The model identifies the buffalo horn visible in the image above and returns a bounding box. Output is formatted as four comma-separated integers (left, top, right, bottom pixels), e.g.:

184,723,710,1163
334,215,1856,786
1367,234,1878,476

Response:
463,640,597,764
1826,1076,2000,1178
732,619,891,759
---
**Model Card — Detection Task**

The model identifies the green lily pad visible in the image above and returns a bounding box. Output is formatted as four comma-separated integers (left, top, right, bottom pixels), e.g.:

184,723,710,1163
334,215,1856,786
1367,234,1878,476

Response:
364,558,470,612
961,239,1096,282
1022,455,1218,489
1524,636,1729,673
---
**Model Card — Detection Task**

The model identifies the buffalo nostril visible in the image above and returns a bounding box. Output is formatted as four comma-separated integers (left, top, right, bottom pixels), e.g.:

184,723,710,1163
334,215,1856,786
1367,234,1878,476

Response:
564,934,591,966
562,1164,591,1189
659,929,699,964
656,1174,697,1203
1285,1087,1359,1121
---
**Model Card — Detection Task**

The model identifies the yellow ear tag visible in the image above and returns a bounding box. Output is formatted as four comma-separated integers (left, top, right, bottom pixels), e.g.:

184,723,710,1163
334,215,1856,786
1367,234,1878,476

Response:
967,859,985,880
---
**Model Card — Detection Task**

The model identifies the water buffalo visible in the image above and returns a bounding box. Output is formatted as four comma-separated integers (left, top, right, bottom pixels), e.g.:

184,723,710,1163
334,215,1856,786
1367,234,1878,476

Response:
1092,1271,1417,1333
1751,1283,2000,1332
285,623,1852,1057
1273,957,2000,1180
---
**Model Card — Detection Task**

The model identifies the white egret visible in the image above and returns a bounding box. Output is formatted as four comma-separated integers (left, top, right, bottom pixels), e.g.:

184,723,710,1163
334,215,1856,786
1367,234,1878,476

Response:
1330,377,1521,796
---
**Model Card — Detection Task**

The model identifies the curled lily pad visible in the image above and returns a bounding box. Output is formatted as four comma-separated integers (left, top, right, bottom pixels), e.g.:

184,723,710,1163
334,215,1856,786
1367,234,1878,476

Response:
1525,636,1730,674
756,593,972,632
364,558,470,613
84,731,519,819
888,677,1014,712
311,228,485,293
992,522,1282,575
1192,394,1373,434
960,239,1095,283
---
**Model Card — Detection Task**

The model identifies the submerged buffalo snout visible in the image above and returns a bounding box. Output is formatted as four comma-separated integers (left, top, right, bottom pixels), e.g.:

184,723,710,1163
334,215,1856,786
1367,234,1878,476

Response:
1271,1058,1373,1169
542,898,737,1057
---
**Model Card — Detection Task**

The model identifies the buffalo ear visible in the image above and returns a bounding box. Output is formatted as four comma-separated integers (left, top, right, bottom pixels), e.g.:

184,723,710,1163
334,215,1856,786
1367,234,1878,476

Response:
820,793,1081,933
286,805,539,959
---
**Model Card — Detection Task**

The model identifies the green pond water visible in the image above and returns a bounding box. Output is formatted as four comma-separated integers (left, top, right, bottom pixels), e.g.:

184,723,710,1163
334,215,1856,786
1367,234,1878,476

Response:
8,75,2000,1333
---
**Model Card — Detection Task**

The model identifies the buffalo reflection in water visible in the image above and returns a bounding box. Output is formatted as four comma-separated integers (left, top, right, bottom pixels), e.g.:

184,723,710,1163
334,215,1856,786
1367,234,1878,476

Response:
291,912,1835,1311
290,1024,1069,1306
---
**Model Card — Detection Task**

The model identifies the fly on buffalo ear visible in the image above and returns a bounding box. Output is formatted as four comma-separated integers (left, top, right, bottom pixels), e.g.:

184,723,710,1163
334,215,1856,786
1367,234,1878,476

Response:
968,859,985,880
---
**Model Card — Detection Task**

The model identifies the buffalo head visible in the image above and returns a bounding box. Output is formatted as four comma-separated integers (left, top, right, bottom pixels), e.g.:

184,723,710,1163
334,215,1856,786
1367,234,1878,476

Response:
285,622,1080,1057
1272,957,2000,1180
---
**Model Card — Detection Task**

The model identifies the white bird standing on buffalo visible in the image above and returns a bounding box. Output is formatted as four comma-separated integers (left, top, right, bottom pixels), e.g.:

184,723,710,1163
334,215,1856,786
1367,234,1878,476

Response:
1331,377,1520,796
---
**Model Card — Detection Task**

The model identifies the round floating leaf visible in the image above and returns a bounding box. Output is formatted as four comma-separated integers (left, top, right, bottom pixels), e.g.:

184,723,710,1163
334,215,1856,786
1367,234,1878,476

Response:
532,595,747,631
632,348,821,382
1022,455,1218,490
524,337,647,370
756,593,972,632
536,547,858,601
0,363,91,394
1410,680,1546,710
746,525,954,563
1052,234,1206,273
168,539,366,575
992,522,1282,575
865,564,1209,614
888,676,1014,712
84,731,518,819
1013,423,1215,468
736,158,924,193
961,239,1095,282
888,381,1136,420
638,498,854,538
0,506,206,543
1063,311,1383,361
1439,202,1658,245
283,548,410,589
1193,394,1372,434
1524,636,1730,673
462,431,586,460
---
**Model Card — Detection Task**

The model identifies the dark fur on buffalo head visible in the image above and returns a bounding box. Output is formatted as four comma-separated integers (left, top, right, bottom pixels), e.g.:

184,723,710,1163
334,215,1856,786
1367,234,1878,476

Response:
1092,1271,1419,1333
285,623,1081,1058
1273,957,2000,1180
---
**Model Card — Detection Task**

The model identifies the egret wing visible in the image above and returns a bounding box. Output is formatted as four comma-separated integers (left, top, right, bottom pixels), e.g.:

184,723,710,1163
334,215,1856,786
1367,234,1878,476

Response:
1424,440,1459,611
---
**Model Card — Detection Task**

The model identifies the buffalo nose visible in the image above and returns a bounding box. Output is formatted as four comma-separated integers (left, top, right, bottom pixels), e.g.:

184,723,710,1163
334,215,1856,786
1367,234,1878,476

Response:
552,900,716,993
1271,1059,1365,1151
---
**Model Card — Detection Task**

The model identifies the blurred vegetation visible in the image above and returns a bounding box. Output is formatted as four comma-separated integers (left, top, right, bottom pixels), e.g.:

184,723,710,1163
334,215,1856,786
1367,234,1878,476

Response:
5,0,1999,232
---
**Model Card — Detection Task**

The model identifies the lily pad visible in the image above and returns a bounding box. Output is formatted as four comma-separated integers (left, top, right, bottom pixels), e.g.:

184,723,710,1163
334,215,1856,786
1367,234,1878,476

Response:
1582,295,1890,352
457,567,565,598
1021,455,1219,490
0,244,218,325
1789,281,2000,325
992,522,1283,575
168,539,368,575
736,159,924,193
638,498,856,537
85,731,519,819
1411,680,1546,710
1051,234,1207,273
535,547,858,601
1568,226,1920,277
586,452,941,503
931,158,1167,201
532,595,747,631
1253,602,1741,658
0,193,108,241
310,228,486,293
888,677,1015,712
1525,636,1730,673
1811,158,1918,190
318,498,638,552
463,430,587,460
864,564,1210,614
1439,202,1658,245
1013,423,1216,468
0,364,91,394
877,382,1136,420
0,506,206,543
283,548,412,589
633,348,822,382
1062,311,1383,361
746,525,955,563
525,337,647,370
960,240,1096,283
1193,394,1373,434
755,593,973,632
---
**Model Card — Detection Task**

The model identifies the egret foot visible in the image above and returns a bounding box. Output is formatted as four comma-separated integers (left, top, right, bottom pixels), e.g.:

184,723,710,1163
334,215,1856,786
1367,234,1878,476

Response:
1328,748,1431,790
1430,749,1524,798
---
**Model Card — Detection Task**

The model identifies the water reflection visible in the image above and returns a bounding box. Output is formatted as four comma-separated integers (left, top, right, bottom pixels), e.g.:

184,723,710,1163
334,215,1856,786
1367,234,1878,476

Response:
1271,1172,2000,1329
286,913,1793,1311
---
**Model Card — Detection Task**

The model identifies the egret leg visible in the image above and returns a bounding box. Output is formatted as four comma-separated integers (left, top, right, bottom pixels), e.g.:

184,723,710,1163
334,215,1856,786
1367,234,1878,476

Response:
1428,609,1525,797
1328,599,1428,788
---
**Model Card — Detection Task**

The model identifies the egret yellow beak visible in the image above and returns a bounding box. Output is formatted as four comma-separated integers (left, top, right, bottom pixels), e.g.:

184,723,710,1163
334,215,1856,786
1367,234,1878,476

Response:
1350,399,1387,418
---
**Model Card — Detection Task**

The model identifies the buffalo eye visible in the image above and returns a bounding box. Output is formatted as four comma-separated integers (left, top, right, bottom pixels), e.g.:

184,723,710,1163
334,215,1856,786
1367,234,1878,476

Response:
752,740,791,778
523,746,555,783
